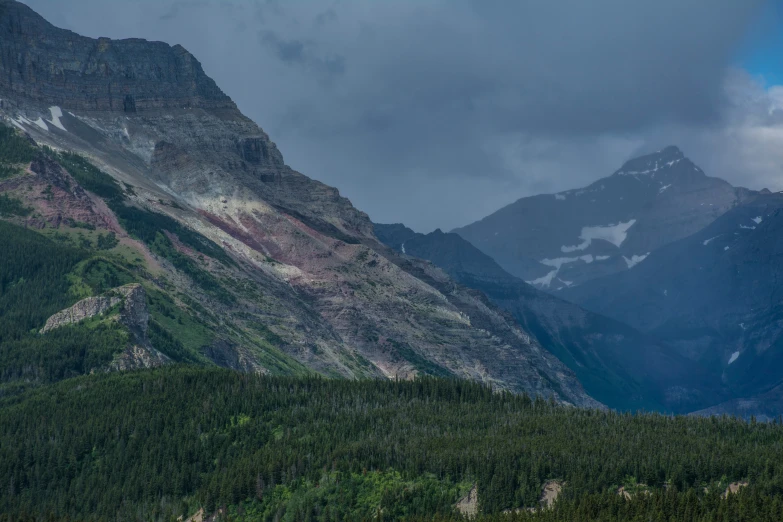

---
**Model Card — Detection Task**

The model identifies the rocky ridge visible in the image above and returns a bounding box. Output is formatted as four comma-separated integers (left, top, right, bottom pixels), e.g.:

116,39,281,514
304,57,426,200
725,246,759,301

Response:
40,283,169,370
0,0,233,113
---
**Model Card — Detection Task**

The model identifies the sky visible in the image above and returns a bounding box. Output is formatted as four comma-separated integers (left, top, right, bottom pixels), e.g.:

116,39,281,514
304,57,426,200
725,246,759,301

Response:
19,0,783,232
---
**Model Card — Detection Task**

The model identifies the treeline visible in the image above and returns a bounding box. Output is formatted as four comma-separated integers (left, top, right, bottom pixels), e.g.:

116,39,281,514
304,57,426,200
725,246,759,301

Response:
0,122,36,179
0,221,86,342
0,221,130,388
1,368,783,521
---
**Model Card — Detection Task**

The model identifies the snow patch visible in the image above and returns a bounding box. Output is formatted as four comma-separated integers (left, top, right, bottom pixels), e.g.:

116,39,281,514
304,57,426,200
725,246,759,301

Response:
561,219,636,253
555,193,566,201
658,184,672,194
47,106,66,131
532,255,596,287
525,254,594,288
724,246,730,251
541,257,579,270
595,255,611,261
703,236,719,246
753,216,763,225
33,118,48,131
728,351,740,365
527,270,557,288
541,255,595,270
623,253,649,269
8,118,25,131
401,243,406,254
663,289,668,297
618,158,681,176
739,225,756,230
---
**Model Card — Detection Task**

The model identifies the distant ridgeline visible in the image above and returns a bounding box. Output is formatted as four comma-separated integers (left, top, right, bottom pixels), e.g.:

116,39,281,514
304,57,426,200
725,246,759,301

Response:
0,368,782,521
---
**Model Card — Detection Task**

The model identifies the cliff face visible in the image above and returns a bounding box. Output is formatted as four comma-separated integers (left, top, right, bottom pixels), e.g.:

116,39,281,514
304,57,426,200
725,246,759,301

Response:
40,284,169,371
0,0,234,113
0,1,599,407
40,293,122,334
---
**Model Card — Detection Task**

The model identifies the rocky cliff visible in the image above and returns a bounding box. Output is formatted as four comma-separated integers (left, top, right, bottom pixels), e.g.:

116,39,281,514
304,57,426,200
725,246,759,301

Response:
41,292,122,333
0,0,234,113
40,283,169,371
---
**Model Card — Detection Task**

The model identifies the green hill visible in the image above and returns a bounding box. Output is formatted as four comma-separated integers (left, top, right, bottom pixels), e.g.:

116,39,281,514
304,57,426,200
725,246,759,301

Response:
1,368,782,521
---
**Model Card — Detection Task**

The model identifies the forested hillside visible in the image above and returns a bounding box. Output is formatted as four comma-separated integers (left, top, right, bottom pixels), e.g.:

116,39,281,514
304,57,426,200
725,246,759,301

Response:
1,368,782,521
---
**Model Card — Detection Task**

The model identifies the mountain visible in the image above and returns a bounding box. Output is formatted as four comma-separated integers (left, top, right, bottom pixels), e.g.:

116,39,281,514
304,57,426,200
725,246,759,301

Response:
561,192,783,417
374,224,715,412
0,0,598,406
453,146,755,290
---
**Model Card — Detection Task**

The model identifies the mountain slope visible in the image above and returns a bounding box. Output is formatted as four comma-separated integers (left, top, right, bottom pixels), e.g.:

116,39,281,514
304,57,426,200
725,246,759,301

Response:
453,146,754,290
561,192,783,416
0,0,597,406
374,224,713,412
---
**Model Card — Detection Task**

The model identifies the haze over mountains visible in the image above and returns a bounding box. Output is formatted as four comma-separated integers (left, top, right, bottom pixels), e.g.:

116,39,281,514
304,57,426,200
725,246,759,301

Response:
373,224,715,413
562,192,783,418
409,136,782,418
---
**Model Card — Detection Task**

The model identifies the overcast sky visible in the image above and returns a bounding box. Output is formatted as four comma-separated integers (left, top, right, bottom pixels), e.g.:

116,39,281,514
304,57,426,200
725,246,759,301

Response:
21,0,783,232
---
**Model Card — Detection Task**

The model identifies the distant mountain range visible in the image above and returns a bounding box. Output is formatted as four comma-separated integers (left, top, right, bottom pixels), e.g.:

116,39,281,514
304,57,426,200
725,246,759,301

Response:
374,224,717,413
453,146,755,290
562,192,783,419
381,143,783,418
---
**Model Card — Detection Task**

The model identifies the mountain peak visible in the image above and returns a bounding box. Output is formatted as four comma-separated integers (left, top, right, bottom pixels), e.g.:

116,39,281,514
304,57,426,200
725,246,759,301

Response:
614,146,690,177
656,145,684,157
0,0,236,113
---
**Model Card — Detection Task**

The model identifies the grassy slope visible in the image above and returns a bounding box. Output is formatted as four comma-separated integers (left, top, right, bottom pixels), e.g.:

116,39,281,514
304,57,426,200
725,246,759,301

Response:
0,124,308,392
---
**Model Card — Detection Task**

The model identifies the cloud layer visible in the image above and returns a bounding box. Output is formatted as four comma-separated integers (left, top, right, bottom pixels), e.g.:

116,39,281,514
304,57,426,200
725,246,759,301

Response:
20,0,779,231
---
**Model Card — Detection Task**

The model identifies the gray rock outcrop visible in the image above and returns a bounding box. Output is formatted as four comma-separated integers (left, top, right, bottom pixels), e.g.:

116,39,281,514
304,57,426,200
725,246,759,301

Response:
41,283,170,371
40,284,142,333
0,0,234,112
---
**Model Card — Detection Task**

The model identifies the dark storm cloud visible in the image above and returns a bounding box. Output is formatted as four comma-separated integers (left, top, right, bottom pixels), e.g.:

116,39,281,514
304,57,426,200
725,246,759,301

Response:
18,0,774,231
259,30,346,79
